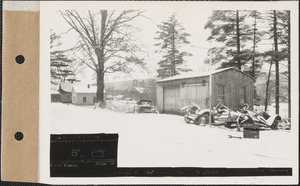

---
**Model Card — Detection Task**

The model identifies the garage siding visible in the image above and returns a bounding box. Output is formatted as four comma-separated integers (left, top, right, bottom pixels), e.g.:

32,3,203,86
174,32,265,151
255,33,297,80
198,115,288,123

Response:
157,68,255,114
163,86,180,114
181,83,209,109
211,69,254,110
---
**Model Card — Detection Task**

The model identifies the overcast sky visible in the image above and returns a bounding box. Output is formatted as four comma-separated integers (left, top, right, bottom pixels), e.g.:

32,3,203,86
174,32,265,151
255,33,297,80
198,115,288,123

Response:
50,7,214,83
47,1,296,84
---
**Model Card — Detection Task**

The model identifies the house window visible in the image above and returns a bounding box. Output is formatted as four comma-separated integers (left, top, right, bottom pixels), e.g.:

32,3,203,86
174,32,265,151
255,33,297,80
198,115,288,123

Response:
217,85,225,102
239,86,247,104
67,95,71,101
93,97,96,103
83,97,86,103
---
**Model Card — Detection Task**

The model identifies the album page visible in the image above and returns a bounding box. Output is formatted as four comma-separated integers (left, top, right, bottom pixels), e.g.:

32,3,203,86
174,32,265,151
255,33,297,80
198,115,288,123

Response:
38,1,298,184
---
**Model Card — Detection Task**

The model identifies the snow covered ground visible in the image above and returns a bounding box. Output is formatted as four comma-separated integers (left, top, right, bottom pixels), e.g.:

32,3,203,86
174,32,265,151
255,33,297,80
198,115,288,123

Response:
51,103,293,168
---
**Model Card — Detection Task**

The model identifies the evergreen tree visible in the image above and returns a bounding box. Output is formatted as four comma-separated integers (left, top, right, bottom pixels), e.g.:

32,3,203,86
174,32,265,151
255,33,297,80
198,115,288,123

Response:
272,10,280,115
50,31,79,84
205,10,290,116
155,14,192,79
252,10,290,115
245,10,265,79
276,11,290,116
264,10,290,115
204,10,252,71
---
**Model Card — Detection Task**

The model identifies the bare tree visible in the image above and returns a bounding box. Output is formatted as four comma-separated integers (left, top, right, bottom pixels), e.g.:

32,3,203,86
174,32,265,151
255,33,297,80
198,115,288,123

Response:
60,10,146,102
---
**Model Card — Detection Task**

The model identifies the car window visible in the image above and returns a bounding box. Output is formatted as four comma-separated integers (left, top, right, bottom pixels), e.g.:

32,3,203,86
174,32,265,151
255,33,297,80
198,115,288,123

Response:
140,101,152,106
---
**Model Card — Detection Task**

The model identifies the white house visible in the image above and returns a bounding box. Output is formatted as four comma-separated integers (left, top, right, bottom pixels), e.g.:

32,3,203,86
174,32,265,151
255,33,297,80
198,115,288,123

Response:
72,84,107,105
72,85,96,105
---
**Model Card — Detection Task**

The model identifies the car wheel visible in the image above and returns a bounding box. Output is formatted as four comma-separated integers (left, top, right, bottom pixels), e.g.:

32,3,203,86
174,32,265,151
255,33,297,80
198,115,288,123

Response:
198,113,209,125
184,115,190,124
236,114,254,131
271,119,279,130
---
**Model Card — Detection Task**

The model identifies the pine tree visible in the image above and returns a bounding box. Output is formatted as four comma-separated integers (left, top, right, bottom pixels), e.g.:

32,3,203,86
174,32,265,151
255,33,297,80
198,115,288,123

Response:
260,10,290,115
246,10,265,79
204,10,252,71
155,14,192,79
277,10,291,118
273,10,280,115
50,31,78,84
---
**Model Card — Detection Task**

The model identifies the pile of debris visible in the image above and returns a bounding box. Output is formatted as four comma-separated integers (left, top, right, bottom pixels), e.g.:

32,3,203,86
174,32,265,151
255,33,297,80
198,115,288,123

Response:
277,119,291,130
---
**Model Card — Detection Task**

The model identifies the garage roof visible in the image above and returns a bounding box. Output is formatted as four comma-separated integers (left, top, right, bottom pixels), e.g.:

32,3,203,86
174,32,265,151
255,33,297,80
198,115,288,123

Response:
156,67,254,83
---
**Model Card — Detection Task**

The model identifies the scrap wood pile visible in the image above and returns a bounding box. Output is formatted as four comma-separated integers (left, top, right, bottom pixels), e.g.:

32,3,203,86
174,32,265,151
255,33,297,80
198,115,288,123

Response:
106,100,136,113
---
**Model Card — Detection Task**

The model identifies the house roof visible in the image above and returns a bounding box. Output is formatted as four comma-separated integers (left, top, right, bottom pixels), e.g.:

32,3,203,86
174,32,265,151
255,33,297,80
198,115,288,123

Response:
51,84,59,94
134,87,145,94
51,88,59,94
60,82,74,92
156,67,254,83
72,85,97,94
72,85,106,94
51,84,59,90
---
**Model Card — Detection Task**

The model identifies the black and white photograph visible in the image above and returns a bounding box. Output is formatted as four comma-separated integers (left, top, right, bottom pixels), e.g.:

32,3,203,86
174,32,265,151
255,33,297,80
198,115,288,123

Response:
39,1,299,184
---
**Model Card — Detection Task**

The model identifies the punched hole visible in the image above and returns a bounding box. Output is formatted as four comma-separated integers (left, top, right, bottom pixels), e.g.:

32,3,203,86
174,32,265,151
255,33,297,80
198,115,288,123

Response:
15,55,25,64
15,132,24,141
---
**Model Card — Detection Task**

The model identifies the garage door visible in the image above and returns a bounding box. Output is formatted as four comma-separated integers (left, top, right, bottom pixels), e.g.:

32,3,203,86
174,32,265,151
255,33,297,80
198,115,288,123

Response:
181,83,208,108
163,86,180,114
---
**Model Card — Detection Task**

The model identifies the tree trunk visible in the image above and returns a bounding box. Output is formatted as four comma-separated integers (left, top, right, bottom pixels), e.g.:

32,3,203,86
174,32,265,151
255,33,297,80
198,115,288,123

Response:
171,25,176,77
236,10,241,70
265,53,273,111
96,70,105,102
252,10,257,78
287,11,291,118
95,10,107,103
273,10,280,114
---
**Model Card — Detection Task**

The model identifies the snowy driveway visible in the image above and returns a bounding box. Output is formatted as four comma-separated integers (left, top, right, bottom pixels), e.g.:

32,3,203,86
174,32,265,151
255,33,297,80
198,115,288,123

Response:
51,103,293,168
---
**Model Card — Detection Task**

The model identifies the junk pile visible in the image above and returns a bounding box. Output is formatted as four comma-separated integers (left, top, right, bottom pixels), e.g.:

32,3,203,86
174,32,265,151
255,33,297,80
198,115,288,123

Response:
181,99,290,131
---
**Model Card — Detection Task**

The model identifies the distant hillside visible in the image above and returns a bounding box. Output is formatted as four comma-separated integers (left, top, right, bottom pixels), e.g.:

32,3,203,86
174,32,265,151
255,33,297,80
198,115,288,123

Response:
103,78,158,103
105,78,157,91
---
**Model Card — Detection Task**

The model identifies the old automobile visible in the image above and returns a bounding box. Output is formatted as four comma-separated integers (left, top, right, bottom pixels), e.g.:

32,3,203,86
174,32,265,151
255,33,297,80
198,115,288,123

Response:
135,99,159,114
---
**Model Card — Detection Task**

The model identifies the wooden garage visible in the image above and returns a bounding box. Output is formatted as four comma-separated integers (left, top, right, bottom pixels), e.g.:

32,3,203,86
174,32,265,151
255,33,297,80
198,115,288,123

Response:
156,67,255,114
163,85,181,114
